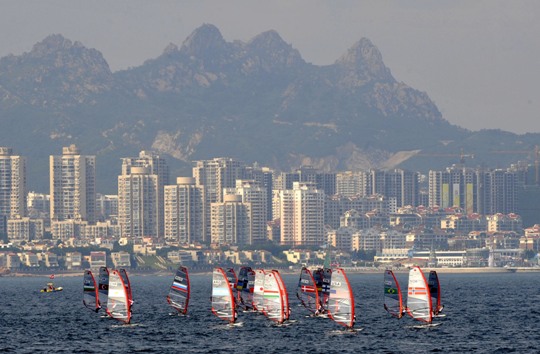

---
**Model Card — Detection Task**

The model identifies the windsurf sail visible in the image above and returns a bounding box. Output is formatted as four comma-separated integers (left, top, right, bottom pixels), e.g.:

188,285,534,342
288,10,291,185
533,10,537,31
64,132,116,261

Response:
428,270,443,315
167,265,190,315
327,268,355,329
236,266,255,311
225,268,238,300
106,269,131,324
320,268,332,312
98,267,109,311
263,271,285,324
296,267,320,315
406,266,432,323
252,269,266,312
118,269,133,303
211,267,236,324
83,270,100,312
384,270,404,318
272,270,290,321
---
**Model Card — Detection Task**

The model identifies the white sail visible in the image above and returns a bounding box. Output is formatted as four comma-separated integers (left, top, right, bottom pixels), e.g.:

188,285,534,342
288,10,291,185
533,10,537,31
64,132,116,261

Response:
263,271,284,323
273,270,290,321
211,267,236,323
406,266,432,323
327,268,355,329
252,269,266,312
106,270,131,324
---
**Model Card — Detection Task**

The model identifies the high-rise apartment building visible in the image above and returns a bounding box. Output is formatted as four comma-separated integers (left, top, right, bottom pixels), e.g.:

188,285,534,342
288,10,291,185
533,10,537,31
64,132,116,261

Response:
210,195,251,245
0,147,26,235
429,166,519,215
277,182,325,246
232,179,268,245
164,177,204,244
366,169,419,208
121,151,169,237
50,145,95,224
192,157,245,242
118,166,159,239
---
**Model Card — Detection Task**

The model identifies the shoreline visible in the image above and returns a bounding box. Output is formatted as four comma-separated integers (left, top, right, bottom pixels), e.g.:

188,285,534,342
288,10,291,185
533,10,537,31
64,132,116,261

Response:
3,266,540,277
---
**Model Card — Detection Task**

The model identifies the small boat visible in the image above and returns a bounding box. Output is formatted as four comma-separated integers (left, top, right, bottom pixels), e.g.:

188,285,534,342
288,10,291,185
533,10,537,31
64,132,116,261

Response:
167,265,190,315
384,269,404,319
98,267,109,312
272,270,290,322
263,271,286,324
236,266,255,311
106,269,132,324
211,267,237,324
296,267,320,315
83,270,100,312
327,268,356,330
40,282,63,293
406,266,435,326
252,269,266,312
428,270,444,316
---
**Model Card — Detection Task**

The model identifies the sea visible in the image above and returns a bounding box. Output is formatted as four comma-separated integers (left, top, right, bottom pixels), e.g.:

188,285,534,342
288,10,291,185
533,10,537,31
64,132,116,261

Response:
0,271,539,353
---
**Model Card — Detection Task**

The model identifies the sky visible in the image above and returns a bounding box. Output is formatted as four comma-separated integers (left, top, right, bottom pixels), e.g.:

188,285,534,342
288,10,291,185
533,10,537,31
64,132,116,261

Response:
0,0,539,134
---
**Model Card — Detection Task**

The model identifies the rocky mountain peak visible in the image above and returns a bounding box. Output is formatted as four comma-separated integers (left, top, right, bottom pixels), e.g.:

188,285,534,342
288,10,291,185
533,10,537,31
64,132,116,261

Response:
335,37,393,83
180,23,228,58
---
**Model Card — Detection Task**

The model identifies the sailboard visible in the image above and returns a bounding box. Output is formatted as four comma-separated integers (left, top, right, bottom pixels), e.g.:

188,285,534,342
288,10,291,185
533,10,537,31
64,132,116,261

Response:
263,271,285,324
106,269,131,324
272,270,290,321
83,270,100,312
118,269,133,304
320,267,332,313
98,267,109,312
225,268,238,300
384,270,404,318
167,265,190,315
211,267,237,324
428,270,443,316
327,268,356,329
236,266,255,311
406,266,433,324
296,267,320,315
252,269,266,312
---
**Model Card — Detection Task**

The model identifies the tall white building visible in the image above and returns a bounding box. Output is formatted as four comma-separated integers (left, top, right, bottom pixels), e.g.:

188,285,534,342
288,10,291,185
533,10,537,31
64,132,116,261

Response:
164,177,204,244
233,179,268,245
121,151,169,237
192,157,245,242
50,145,95,224
0,147,26,235
277,182,325,246
210,195,251,245
118,166,159,239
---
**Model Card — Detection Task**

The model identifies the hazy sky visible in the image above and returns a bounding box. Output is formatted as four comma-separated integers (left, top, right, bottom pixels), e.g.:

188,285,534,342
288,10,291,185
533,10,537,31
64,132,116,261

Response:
1,0,539,134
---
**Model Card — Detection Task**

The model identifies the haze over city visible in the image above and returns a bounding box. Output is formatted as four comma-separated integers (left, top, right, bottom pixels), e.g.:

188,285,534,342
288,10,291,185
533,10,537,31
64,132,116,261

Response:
0,0,539,134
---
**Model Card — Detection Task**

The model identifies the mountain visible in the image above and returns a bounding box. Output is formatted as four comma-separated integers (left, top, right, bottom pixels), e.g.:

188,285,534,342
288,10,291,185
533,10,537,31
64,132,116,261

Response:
0,24,538,193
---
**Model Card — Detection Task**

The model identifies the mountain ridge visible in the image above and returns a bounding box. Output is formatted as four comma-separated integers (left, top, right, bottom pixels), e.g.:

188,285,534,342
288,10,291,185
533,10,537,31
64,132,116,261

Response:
0,24,537,193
